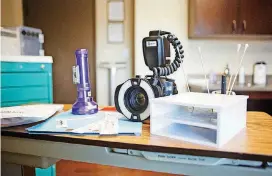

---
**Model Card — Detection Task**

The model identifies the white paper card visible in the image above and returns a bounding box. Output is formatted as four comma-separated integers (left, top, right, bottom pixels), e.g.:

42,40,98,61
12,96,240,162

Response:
108,1,124,21
72,120,103,134
108,23,124,43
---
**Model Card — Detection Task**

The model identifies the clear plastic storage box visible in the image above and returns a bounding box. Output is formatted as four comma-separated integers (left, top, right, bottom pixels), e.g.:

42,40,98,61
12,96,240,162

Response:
150,92,248,147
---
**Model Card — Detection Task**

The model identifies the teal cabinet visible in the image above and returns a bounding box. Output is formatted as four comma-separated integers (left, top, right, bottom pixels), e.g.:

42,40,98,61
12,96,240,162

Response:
0,58,55,176
0,61,53,106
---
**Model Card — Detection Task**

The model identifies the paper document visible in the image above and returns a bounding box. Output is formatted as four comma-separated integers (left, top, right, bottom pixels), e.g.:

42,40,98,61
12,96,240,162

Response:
27,110,142,136
100,112,119,135
1,104,64,127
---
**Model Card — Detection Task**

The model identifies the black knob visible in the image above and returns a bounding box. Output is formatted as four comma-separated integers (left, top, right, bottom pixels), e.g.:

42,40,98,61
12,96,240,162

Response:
136,75,141,79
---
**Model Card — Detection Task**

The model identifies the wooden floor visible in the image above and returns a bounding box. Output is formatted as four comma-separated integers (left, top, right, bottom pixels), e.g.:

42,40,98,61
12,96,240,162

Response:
56,160,179,176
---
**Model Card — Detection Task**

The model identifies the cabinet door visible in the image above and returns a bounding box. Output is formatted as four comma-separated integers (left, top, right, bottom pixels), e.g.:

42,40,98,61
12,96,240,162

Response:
189,0,239,37
240,0,272,35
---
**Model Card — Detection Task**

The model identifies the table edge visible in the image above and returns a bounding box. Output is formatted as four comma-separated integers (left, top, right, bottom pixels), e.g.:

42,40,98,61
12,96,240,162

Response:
2,130,272,162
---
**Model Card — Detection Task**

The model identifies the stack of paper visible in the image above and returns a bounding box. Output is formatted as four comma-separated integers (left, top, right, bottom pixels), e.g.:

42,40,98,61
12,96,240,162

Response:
1,104,64,127
27,110,142,136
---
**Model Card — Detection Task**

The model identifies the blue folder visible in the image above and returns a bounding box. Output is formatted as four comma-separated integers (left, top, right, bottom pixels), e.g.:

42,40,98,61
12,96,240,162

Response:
27,110,142,136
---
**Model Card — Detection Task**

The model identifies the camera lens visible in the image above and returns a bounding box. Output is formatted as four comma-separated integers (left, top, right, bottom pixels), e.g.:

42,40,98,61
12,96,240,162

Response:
124,86,148,114
136,93,145,106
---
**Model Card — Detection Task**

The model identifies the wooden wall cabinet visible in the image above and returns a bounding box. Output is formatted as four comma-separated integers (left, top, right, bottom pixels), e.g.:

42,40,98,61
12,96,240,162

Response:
235,91,272,115
189,0,272,38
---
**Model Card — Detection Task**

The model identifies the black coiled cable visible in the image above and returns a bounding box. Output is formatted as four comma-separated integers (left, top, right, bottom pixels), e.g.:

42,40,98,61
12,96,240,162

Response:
152,31,184,77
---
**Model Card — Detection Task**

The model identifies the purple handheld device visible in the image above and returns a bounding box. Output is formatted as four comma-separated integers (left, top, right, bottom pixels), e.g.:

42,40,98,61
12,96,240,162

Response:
72,49,98,115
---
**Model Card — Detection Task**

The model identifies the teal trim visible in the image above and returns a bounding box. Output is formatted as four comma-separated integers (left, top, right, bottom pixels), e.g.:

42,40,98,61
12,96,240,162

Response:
1,62,52,72
35,165,56,176
1,60,55,176
47,65,53,103
1,99,49,107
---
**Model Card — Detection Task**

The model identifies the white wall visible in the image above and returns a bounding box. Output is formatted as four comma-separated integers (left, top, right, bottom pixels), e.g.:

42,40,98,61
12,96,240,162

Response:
134,0,272,92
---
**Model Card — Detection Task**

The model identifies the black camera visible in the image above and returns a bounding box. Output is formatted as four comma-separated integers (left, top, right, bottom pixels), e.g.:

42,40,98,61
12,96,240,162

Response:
114,30,184,122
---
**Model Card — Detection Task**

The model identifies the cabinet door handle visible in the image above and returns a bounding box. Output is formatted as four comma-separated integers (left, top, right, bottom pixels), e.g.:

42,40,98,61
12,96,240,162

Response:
232,20,237,33
242,20,247,33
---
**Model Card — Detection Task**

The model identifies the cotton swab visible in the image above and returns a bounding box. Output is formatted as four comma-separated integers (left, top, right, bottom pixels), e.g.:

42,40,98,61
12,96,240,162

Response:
227,44,241,94
181,63,191,92
228,44,249,95
198,47,210,94
175,42,190,92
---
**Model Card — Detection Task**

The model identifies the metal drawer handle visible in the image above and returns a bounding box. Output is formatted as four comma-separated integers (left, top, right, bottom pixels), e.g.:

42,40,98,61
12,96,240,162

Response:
41,64,45,69
232,20,237,34
242,20,247,33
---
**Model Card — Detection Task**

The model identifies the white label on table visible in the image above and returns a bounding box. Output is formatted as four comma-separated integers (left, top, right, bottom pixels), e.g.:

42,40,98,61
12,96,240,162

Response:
140,151,262,166
56,119,68,128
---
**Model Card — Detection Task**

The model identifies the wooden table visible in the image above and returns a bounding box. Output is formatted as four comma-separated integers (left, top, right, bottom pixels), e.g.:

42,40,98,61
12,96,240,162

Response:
2,105,272,176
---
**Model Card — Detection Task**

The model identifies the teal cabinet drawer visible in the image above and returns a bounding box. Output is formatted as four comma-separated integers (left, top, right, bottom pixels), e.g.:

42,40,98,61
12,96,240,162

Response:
1,62,52,72
1,87,49,102
1,73,48,87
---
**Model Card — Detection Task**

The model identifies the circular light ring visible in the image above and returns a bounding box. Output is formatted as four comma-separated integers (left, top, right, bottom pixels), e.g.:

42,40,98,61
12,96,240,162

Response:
138,79,155,121
118,79,155,121
118,80,133,119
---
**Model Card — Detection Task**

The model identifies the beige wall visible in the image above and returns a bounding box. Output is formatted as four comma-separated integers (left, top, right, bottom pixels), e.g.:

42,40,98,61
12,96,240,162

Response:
1,0,23,26
95,0,134,105
135,0,272,92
